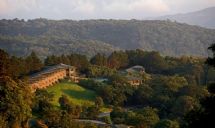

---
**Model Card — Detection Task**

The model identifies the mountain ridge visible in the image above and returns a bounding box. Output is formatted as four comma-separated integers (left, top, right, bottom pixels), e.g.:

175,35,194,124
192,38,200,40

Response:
153,6,215,29
0,19,215,57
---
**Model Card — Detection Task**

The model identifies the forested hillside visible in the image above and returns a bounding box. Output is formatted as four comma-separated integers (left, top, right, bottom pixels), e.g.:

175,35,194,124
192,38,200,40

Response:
0,19,215,57
0,35,119,58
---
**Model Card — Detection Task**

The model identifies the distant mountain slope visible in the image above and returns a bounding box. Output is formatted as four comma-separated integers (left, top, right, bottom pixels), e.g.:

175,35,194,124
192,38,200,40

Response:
155,7,215,29
0,19,215,57
0,35,120,58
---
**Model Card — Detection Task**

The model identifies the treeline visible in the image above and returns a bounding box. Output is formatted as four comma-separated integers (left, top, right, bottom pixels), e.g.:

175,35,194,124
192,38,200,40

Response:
0,35,119,58
44,50,215,85
1,19,215,57
6,48,213,86
0,50,43,79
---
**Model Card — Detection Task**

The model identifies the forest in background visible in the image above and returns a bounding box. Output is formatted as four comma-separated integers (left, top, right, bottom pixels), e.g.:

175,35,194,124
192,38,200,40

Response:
0,19,215,58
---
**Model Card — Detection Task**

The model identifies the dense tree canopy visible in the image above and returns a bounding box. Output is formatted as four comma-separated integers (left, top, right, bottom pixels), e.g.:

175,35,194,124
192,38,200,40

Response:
0,49,10,77
0,77,33,128
90,53,108,67
0,47,214,127
1,19,215,58
183,44,215,128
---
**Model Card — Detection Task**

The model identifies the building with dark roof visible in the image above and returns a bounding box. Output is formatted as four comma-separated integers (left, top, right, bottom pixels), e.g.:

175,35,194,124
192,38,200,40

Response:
120,65,146,86
29,63,79,91
126,65,145,74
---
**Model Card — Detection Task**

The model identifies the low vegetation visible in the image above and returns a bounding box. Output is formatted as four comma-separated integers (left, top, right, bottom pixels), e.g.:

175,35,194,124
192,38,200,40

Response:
47,81,97,107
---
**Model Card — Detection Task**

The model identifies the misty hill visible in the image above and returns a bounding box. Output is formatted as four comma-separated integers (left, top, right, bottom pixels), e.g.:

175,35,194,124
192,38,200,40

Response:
0,19,215,57
155,6,215,29
0,35,119,58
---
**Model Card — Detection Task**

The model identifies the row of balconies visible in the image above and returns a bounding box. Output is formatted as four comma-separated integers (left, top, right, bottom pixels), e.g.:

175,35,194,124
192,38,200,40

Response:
30,69,68,91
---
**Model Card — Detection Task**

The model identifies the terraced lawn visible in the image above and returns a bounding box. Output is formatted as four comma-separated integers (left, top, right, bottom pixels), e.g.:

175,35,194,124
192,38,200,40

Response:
47,81,97,107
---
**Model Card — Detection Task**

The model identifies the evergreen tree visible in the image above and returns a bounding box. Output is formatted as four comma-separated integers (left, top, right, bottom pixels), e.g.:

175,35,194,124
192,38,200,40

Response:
25,51,43,73
108,51,128,69
0,77,33,128
0,49,10,77
90,53,108,66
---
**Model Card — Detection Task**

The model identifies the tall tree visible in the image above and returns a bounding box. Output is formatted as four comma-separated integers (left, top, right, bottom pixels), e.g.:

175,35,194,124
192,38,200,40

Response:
44,55,60,66
108,51,128,69
0,49,10,77
136,107,160,127
141,51,169,73
206,44,215,67
25,51,43,73
69,54,90,72
33,90,54,115
0,77,33,128
90,53,108,66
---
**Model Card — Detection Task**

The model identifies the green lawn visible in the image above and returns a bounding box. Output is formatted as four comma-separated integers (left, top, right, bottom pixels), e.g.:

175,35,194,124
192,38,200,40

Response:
47,81,97,107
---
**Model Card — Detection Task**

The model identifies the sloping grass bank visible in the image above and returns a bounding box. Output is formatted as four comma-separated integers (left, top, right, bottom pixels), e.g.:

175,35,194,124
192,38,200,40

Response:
47,81,97,107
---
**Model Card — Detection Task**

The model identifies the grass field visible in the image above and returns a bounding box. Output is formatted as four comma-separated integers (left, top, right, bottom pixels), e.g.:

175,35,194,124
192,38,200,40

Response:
47,81,97,107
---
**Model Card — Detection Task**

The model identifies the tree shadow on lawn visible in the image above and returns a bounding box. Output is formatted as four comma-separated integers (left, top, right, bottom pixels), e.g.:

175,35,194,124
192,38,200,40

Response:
62,89,96,101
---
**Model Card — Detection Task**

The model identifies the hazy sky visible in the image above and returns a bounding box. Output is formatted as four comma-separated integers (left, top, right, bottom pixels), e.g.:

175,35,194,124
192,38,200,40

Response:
0,0,215,20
